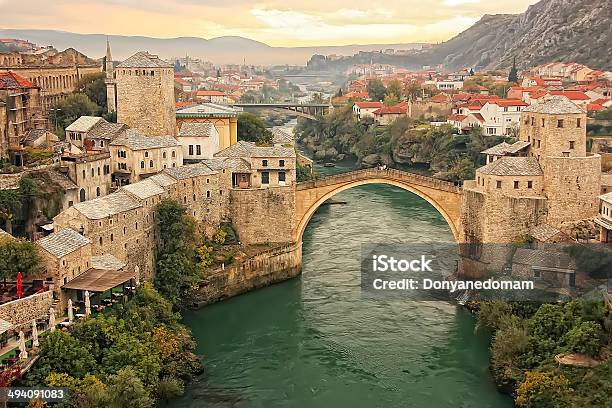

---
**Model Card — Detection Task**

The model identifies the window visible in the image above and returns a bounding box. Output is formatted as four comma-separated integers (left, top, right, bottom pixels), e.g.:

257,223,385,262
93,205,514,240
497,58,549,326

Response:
537,140,541,148
135,222,138,230
82,169,86,179
145,151,149,158
496,180,502,189
163,152,167,159
149,160,154,168
514,181,519,189
527,181,533,188
98,167,101,176
96,186,101,196
530,117,535,126
140,161,145,169
533,269,541,279
569,141,575,149
261,171,270,184
557,119,564,128
279,160,285,167
110,233,114,242
124,226,127,235
577,118,581,128
172,150,176,158
279,171,286,182
99,237,103,245
189,145,194,155
541,118,545,127
206,190,211,198
196,145,201,156
100,140,104,147
91,168,95,177
262,160,268,167
79,189,86,202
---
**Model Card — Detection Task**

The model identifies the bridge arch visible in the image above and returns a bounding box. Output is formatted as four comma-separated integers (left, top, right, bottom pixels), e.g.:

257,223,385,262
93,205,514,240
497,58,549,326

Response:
294,169,463,243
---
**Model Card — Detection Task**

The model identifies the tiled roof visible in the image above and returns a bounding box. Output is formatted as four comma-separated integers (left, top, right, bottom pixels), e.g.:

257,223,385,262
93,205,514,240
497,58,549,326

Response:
65,116,103,132
481,141,530,155
373,106,406,115
201,157,251,172
117,51,172,68
111,129,179,150
271,128,294,145
550,91,590,101
22,129,48,145
148,173,178,187
522,96,584,114
494,99,528,107
47,170,78,190
37,228,90,258
163,163,218,180
600,192,612,205
215,140,295,159
478,156,543,176
87,121,128,140
178,122,216,138
355,102,384,109
120,178,165,200
513,248,575,270
176,103,239,117
529,224,565,242
448,114,467,121
72,191,141,219
90,254,127,271
0,71,35,89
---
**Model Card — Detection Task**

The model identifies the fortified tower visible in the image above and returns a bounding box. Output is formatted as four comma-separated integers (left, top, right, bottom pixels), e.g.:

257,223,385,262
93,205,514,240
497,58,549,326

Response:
115,51,176,136
104,40,116,113
520,96,601,228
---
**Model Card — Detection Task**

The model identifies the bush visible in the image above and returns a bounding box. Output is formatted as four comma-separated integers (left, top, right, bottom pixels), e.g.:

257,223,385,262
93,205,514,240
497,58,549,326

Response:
515,371,571,408
561,321,603,357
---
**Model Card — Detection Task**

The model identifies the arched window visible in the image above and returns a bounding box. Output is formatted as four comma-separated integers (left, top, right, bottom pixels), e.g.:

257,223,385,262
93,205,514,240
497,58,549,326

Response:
110,233,114,242
149,160,154,168
163,152,167,159
171,150,176,158
96,186,101,197
99,237,103,245
140,161,145,169
79,189,86,202
82,169,86,179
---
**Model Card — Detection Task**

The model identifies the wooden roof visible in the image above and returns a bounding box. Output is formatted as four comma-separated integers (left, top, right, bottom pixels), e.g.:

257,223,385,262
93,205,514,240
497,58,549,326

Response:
62,268,134,293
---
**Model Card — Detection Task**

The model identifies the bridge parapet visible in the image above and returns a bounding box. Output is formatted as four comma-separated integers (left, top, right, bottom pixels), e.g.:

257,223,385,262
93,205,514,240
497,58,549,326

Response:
297,168,462,194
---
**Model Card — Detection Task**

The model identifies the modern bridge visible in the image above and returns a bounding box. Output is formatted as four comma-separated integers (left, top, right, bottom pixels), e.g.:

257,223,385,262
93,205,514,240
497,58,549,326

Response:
294,168,464,241
233,103,331,120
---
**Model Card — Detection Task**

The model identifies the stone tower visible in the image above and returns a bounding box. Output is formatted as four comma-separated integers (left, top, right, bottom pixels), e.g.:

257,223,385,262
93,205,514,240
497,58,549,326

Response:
115,51,176,136
104,39,116,113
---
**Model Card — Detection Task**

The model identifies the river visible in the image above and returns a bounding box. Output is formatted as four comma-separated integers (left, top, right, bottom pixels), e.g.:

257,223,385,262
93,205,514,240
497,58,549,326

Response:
170,163,513,408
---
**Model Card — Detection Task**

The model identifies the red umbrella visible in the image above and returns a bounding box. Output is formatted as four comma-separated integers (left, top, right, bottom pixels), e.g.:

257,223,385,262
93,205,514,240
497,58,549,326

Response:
16,272,22,299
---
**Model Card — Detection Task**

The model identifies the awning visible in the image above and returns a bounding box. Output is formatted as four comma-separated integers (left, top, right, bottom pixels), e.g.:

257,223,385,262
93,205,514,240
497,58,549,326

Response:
0,318,12,335
62,268,134,293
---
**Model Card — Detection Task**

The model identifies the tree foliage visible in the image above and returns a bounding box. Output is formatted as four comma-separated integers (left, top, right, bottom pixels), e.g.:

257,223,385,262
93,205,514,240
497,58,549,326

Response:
51,93,100,136
515,371,571,408
237,112,273,144
76,73,107,111
366,79,386,102
0,236,40,280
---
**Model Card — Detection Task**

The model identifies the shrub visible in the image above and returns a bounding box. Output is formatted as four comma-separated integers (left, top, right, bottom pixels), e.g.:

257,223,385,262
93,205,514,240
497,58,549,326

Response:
515,371,571,408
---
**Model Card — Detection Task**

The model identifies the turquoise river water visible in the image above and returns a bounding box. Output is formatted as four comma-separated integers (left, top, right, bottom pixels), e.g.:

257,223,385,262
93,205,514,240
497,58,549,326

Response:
170,165,513,408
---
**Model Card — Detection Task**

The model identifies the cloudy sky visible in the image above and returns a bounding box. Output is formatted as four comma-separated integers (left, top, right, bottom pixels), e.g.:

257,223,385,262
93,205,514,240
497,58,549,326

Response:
1,0,540,46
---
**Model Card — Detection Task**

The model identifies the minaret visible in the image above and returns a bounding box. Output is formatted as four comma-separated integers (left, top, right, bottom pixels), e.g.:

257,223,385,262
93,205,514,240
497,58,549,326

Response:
105,38,117,113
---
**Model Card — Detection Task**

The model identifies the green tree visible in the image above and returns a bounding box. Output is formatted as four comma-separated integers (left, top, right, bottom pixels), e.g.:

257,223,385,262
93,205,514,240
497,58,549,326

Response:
107,368,153,408
0,236,40,279
561,321,603,357
51,93,100,137
367,79,386,102
237,112,273,144
154,200,201,304
0,188,21,234
508,57,519,83
383,94,399,107
385,80,403,100
76,73,107,111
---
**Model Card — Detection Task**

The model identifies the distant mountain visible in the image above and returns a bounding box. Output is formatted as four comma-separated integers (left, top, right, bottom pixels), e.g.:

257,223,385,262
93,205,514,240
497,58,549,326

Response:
0,29,424,65
429,0,612,71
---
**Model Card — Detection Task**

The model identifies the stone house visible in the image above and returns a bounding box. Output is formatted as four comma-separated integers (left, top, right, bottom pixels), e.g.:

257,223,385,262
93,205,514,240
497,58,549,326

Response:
110,129,182,185
59,151,113,202
65,116,127,152
373,106,406,125
596,192,612,243
353,102,383,120
214,141,296,188
512,248,578,292
178,122,220,162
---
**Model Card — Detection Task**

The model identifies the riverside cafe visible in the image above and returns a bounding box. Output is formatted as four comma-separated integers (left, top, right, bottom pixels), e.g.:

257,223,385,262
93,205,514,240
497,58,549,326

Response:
61,266,136,316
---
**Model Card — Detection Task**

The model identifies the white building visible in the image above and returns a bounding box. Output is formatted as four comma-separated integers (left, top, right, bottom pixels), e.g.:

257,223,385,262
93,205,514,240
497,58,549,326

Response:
177,122,220,162
353,102,384,120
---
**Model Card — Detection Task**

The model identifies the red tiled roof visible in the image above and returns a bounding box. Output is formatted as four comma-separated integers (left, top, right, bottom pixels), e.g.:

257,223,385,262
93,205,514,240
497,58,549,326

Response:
471,113,485,122
196,90,226,96
429,93,449,103
448,114,467,121
0,71,36,89
550,91,590,100
495,99,529,107
586,103,604,112
355,101,384,109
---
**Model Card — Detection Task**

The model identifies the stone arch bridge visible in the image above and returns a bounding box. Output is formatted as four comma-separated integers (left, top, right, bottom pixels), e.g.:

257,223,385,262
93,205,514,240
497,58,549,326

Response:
295,168,464,242
233,103,331,120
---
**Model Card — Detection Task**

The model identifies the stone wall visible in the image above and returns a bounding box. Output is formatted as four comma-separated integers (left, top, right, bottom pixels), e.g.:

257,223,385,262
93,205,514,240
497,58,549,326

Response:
116,67,176,136
408,101,452,119
192,243,302,306
0,291,53,328
230,186,295,245
544,155,601,229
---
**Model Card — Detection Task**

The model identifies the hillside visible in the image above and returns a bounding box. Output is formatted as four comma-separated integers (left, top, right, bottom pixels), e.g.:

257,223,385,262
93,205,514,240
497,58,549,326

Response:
433,0,612,71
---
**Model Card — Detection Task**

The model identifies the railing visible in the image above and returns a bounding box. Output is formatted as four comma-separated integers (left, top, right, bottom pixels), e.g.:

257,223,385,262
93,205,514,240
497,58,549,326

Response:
296,168,462,193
